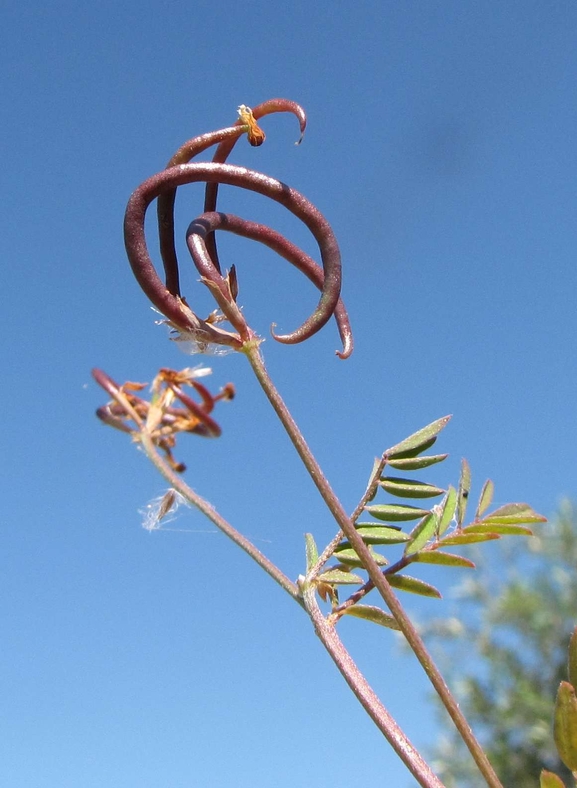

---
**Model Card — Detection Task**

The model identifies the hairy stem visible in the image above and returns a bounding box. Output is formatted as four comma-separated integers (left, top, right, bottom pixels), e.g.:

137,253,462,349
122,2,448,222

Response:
243,342,504,788
301,583,445,788
312,454,388,577
139,431,302,604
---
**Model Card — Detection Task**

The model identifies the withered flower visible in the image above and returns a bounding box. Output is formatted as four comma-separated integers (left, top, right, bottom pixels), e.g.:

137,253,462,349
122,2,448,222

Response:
236,104,266,147
93,367,234,472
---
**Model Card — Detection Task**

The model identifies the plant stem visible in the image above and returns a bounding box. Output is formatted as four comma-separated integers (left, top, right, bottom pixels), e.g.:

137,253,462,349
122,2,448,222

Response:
244,342,504,788
139,431,302,604
312,454,388,577
301,583,445,788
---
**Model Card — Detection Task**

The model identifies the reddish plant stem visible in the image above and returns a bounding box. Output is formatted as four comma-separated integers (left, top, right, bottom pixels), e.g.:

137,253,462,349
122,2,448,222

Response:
140,430,302,603
301,583,445,788
244,341,504,788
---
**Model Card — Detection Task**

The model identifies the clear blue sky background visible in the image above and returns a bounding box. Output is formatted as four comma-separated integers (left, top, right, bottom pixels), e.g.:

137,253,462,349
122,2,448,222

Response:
2,2,576,786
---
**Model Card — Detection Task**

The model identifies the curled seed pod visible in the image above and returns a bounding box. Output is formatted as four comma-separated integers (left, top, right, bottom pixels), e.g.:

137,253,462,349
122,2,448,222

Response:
186,212,353,358
125,162,343,348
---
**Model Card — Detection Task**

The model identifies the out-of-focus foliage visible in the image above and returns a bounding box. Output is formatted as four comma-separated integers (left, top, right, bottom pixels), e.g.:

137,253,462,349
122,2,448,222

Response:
426,500,577,787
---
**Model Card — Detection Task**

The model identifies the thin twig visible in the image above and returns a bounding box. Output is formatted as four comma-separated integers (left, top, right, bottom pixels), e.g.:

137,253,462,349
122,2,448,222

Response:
139,430,302,604
311,453,388,578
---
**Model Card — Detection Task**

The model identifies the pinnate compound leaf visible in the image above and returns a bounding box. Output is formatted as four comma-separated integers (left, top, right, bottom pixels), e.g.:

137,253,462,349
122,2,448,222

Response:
405,513,439,556
412,551,475,568
386,415,451,459
440,532,501,547
540,770,566,788
387,573,442,598
457,458,471,526
305,533,318,572
481,502,547,525
386,454,448,471
475,479,494,519
568,627,577,690
319,568,363,585
379,477,445,499
365,504,430,522
342,605,400,630
334,546,388,567
463,523,533,536
436,486,457,537
348,526,411,545
554,681,577,771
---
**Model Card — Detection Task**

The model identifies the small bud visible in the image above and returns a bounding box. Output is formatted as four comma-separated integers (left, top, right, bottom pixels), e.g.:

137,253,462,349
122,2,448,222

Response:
237,104,266,147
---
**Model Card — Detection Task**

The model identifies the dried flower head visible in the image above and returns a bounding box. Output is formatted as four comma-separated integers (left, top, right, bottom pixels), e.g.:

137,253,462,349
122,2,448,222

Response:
93,366,234,472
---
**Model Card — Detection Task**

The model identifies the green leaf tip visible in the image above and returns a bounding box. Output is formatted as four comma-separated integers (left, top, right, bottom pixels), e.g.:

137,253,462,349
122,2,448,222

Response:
386,415,452,459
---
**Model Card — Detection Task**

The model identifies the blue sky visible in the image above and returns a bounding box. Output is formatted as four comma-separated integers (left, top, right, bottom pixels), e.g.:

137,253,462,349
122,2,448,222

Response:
2,2,576,786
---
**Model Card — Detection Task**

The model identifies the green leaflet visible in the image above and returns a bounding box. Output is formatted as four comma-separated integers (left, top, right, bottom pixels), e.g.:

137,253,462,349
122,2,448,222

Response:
480,502,547,525
365,504,430,522
365,457,382,502
304,533,318,572
346,526,411,545
412,551,475,568
554,681,577,771
341,604,400,630
463,523,533,536
318,568,364,585
386,415,452,459
456,458,471,526
405,512,439,556
334,546,389,567
439,532,501,546
379,477,445,499
539,770,566,788
386,573,442,599
475,479,494,519
437,486,457,536
386,454,448,471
